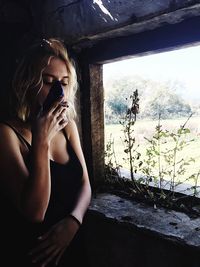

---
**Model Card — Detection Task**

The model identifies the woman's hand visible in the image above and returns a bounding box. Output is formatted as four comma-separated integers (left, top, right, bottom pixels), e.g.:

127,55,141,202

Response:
29,216,80,266
32,97,69,146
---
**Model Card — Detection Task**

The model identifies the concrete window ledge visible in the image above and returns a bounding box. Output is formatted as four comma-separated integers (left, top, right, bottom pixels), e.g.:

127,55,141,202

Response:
83,193,200,267
88,193,200,248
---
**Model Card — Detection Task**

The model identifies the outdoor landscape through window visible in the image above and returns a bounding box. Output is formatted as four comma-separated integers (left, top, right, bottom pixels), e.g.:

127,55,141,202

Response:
103,45,200,197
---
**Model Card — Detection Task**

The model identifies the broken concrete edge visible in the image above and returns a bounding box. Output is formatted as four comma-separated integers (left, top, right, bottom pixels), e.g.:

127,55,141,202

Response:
87,193,200,250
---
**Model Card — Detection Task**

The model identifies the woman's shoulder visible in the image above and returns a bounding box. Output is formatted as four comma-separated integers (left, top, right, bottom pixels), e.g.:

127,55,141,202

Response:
0,120,22,147
0,120,18,136
64,119,79,139
0,121,14,134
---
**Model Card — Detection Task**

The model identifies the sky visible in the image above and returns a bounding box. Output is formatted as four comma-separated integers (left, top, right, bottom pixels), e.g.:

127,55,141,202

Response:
103,44,200,100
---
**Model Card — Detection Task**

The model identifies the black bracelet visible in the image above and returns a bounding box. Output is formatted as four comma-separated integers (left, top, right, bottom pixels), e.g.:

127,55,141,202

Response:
68,214,81,227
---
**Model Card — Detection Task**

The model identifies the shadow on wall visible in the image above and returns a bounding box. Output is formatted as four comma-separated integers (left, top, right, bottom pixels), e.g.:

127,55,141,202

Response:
0,22,34,120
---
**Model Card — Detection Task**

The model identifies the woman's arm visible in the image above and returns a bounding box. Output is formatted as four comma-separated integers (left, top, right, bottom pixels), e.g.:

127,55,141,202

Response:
0,122,51,222
65,120,92,223
0,100,68,223
29,120,92,266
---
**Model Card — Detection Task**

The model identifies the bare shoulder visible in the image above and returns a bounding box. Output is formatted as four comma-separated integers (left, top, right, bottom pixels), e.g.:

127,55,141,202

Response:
0,122,20,152
63,120,83,153
65,120,79,140
63,120,87,171
0,122,15,140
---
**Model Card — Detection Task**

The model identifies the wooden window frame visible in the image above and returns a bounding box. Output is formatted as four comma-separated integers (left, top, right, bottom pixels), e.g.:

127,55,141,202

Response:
78,15,200,189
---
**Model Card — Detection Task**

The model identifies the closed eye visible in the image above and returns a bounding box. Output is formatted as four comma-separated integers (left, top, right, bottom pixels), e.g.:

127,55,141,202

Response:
61,82,68,86
43,81,53,85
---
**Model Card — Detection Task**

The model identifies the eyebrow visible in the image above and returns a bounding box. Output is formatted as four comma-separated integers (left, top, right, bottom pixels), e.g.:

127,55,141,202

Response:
43,73,69,79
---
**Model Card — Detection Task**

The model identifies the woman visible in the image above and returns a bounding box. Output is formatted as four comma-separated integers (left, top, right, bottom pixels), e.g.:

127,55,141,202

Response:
0,38,91,266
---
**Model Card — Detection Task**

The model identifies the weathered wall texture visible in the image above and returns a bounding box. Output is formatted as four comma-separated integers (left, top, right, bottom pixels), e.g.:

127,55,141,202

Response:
1,0,200,48
31,0,200,48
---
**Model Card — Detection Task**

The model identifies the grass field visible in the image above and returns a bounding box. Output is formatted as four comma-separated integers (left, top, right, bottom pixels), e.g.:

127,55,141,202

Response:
105,117,200,188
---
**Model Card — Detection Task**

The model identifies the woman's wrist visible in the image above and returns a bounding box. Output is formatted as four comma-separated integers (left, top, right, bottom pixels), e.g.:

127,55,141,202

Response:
68,214,81,227
32,133,50,152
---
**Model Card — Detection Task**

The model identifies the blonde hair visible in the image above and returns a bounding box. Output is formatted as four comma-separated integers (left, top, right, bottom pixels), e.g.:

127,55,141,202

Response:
12,38,78,122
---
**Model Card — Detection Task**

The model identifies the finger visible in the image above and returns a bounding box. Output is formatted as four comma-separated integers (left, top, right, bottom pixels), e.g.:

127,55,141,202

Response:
30,243,50,256
53,102,68,116
42,248,61,267
29,236,51,255
55,247,66,266
37,231,50,241
57,109,68,123
56,106,67,117
60,101,69,108
58,117,69,128
56,120,68,133
48,96,64,113
31,245,57,265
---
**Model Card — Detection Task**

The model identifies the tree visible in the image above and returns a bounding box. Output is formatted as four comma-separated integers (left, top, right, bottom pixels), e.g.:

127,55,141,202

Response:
141,87,192,119
104,74,192,123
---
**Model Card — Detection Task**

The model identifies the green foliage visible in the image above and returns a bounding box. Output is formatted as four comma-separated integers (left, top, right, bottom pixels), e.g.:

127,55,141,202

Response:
119,90,140,182
104,75,192,123
104,134,122,180
144,90,192,120
139,113,197,197
104,89,200,210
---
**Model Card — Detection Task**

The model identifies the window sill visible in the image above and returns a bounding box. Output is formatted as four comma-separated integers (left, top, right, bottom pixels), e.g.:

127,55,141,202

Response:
88,192,200,249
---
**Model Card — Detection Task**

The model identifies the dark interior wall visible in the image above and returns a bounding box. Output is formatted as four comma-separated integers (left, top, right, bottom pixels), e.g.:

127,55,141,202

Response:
84,211,200,267
0,1,83,120
0,23,24,118
0,1,32,119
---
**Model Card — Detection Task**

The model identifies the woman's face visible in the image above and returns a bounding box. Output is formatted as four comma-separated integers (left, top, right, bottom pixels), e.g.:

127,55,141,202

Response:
37,57,69,106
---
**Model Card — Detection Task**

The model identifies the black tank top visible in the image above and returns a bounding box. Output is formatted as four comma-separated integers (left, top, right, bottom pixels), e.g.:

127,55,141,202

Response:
0,122,83,265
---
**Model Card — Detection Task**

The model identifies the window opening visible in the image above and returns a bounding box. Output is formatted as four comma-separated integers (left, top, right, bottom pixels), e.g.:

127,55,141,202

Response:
103,44,200,197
